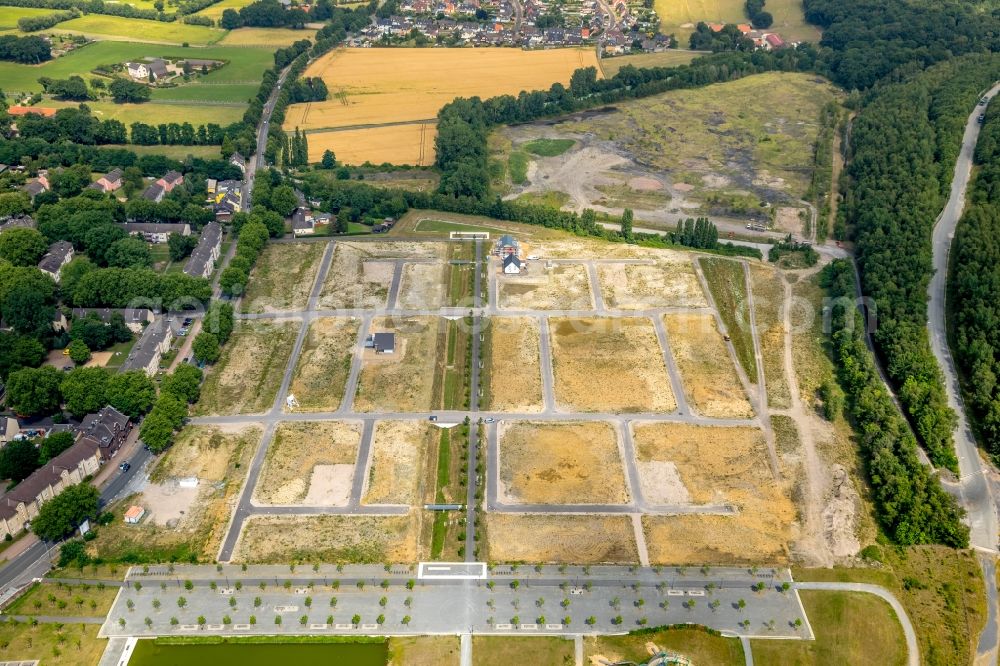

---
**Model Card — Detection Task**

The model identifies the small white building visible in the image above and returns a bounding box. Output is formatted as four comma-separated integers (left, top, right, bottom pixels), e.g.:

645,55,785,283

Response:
123,505,145,524
503,253,522,274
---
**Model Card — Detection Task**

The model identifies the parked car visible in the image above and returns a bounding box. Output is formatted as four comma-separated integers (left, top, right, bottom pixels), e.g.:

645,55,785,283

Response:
979,114,986,123
428,415,438,422
119,461,131,472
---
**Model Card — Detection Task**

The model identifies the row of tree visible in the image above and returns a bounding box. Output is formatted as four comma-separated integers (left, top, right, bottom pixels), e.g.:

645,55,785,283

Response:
138,363,204,453
949,100,1000,456
842,54,1000,470
821,260,969,546
0,34,50,64
0,0,220,21
744,0,772,29
18,9,78,32
5,365,156,418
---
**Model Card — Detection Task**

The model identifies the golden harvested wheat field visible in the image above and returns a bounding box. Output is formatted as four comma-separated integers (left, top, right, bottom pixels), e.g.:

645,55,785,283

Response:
288,47,599,165
306,123,438,166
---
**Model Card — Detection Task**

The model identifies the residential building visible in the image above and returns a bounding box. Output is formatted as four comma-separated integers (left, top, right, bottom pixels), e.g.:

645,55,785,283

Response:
229,152,246,172
366,332,395,354
126,61,150,80
291,209,315,237
70,307,154,333
120,319,173,376
503,253,522,274
0,214,35,234
120,222,191,244
22,179,47,201
157,170,184,193
77,406,132,462
89,168,124,193
0,417,19,446
183,221,223,278
148,59,169,80
37,241,74,282
142,182,165,203
495,234,519,255
0,437,103,539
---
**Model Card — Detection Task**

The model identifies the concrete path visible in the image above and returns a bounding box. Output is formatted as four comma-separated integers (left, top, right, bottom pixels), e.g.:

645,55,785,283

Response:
0,614,105,623
741,635,754,666
460,632,472,666
794,582,918,666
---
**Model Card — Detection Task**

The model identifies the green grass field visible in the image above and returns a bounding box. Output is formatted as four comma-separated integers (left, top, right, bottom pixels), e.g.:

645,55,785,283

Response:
600,50,702,76
57,15,227,45
699,256,758,382
0,41,271,93
522,138,575,157
47,99,245,126
654,0,820,43
751,591,906,665
413,219,506,235
150,82,258,103
101,143,223,159
218,26,318,46
586,627,744,665
0,7,60,30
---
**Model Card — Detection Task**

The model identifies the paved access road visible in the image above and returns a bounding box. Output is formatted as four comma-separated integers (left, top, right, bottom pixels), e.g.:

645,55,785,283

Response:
926,83,1000,662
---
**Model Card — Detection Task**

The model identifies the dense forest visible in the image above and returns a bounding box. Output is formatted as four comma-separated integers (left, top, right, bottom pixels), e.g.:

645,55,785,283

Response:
950,99,1000,457
822,260,969,546
840,53,1000,470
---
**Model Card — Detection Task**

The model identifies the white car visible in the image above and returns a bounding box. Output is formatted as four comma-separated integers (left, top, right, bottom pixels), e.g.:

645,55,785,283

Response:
527,255,539,260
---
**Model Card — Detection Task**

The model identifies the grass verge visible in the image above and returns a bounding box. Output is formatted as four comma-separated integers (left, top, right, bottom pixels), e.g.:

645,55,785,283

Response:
699,257,757,382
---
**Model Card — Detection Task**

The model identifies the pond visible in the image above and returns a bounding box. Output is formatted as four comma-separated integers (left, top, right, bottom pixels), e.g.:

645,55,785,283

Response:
128,638,388,666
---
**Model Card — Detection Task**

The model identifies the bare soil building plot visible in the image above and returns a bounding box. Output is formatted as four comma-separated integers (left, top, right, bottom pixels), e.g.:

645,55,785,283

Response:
484,514,639,564
550,317,676,413
362,420,436,506
484,316,544,413
287,317,360,412
240,242,325,313
498,264,593,310
252,421,360,506
596,258,708,310
354,316,440,412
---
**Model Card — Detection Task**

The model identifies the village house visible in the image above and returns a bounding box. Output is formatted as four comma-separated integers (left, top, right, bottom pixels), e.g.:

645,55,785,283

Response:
495,234,519,255
229,152,246,172
142,182,165,203
78,406,132,462
128,58,169,81
120,319,173,376
22,179,47,202
70,307,154,334
157,170,184,193
183,221,223,278
503,253,522,274
291,208,315,237
120,222,191,244
365,332,396,354
37,241,73,282
87,168,124,194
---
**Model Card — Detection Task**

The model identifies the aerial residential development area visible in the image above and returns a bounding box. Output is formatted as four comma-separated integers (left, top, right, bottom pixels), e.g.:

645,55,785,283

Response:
0,0,998,664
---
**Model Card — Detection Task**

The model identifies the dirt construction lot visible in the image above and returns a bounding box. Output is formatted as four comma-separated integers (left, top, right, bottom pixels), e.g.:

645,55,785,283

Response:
663,313,753,418
597,258,707,310
634,422,794,564
550,317,676,413
194,320,299,415
485,514,638,564
362,420,436,505
317,241,446,310
354,317,440,412
399,261,449,309
750,265,791,409
240,241,325,313
253,421,361,505
234,512,422,563
486,317,544,412
287,317,360,412
498,421,629,504
498,264,593,310
91,424,260,561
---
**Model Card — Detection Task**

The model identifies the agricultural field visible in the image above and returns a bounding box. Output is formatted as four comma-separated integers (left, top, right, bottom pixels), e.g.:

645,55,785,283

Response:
240,241,326,313
90,424,260,561
484,514,638,564
596,257,707,309
586,627,745,666
498,421,629,504
498,264,592,310
473,637,574,666
235,512,423,563
599,50,702,77
218,26,320,46
45,98,245,126
751,591,906,665
492,72,841,223
194,0,255,20
194,320,299,415
306,123,438,166
253,421,361,505
57,15,227,44
286,47,600,165
654,0,819,43
484,316,544,412
101,143,222,160
354,316,441,412
663,312,753,418
635,422,794,564
363,420,435,505
550,317,676,413
0,7,56,29
288,317,360,412
149,82,258,103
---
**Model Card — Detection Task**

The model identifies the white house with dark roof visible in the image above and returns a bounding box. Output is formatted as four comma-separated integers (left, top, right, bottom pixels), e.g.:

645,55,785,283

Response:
120,319,173,376
37,241,73,282
183,221,223,278
120,222,191,244
502,253,522,274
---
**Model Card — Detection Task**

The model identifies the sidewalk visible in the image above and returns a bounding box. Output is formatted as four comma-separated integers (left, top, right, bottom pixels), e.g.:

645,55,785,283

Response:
0,531,39,566
92,428,142,489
